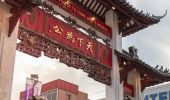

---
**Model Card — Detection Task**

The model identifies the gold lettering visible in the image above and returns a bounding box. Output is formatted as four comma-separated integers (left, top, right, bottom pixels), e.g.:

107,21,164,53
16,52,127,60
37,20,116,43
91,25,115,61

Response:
66,32,75,42
87,42,93,53
77,38,84,47
53,25,63,35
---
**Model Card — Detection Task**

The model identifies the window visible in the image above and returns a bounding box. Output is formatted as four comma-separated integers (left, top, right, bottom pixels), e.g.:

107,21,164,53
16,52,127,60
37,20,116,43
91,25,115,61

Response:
52,92,57,100
42,89,57,100
66,94,71,100
47,94,52,100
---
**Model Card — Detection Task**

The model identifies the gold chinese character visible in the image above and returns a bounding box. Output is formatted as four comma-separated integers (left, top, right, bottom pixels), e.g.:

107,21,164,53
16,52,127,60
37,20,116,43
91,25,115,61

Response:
53,25,63,35
64,0,71,6
66,32,75,42
77,38,84,47
87,42,93,53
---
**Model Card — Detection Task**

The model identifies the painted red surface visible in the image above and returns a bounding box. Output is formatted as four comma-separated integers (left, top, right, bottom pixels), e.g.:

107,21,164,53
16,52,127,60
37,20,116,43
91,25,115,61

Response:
20,79,79,99
49,0,112,38
41,79,78,94
97,43,112,67
45,15,98,59
20,8,112,68
124,82,134,97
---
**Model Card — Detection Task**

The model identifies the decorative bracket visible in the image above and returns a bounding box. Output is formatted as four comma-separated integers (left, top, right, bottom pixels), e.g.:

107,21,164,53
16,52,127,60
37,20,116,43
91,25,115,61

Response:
6,0,42,37
8,7,27,37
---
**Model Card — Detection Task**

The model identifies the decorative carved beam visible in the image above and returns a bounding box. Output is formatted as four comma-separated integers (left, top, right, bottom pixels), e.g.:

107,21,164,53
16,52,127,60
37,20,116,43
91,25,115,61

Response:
41,2,111,47
17,27,112,85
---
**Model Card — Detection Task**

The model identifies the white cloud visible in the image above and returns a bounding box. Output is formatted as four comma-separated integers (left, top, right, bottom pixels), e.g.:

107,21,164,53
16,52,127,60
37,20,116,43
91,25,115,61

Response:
11,51,105,100
123,0,170,68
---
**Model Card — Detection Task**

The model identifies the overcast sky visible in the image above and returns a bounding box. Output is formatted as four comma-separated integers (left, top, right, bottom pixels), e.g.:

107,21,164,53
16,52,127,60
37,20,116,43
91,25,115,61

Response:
11,0,170,100
124,0,170,68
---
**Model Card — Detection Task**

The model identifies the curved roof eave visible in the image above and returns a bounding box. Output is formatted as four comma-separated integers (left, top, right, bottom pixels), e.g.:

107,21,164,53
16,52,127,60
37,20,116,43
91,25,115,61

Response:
115,50,170,80
110,0,167,36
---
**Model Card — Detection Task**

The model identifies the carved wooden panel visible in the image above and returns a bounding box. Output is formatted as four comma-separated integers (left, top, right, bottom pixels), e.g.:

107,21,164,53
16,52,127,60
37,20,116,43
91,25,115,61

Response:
17,27,111,85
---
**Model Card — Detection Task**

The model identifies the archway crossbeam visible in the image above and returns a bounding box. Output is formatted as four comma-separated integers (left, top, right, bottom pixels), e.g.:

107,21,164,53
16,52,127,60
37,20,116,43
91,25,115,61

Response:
17,27,111,85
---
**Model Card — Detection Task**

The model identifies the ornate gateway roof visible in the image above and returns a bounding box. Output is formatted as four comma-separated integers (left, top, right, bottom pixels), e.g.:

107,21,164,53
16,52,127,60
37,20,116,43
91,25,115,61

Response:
115,47,170,90
75,0,167,37
5,0,166,37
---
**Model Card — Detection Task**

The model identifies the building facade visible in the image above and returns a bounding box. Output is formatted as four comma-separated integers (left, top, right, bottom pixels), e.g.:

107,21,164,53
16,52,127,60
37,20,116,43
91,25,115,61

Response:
20,79,88,100
142,82,170,100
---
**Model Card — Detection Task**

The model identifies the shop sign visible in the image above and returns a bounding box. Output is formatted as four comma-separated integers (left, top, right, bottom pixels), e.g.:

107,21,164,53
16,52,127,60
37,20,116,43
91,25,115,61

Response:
144,91,170,100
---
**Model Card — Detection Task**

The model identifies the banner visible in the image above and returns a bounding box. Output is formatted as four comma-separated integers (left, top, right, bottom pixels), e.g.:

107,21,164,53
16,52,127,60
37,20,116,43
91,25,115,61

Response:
24,78,42,100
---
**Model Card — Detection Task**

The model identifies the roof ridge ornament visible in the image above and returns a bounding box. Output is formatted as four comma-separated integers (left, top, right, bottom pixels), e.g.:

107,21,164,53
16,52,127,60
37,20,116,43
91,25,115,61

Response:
155,65,170,74
128,46,139,58
152,9,168,20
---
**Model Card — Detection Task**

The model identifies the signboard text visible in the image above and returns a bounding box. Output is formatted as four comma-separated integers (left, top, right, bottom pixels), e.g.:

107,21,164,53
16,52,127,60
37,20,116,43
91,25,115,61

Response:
20,8,112,68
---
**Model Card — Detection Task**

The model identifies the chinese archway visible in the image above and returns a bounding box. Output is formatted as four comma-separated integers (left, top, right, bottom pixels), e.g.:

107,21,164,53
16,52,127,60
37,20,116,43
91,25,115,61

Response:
0,0,169,100
17,8,112,85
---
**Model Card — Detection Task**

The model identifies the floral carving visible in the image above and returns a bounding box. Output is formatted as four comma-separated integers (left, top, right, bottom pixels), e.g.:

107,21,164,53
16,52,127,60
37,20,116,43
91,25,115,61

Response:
17,27,111,85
